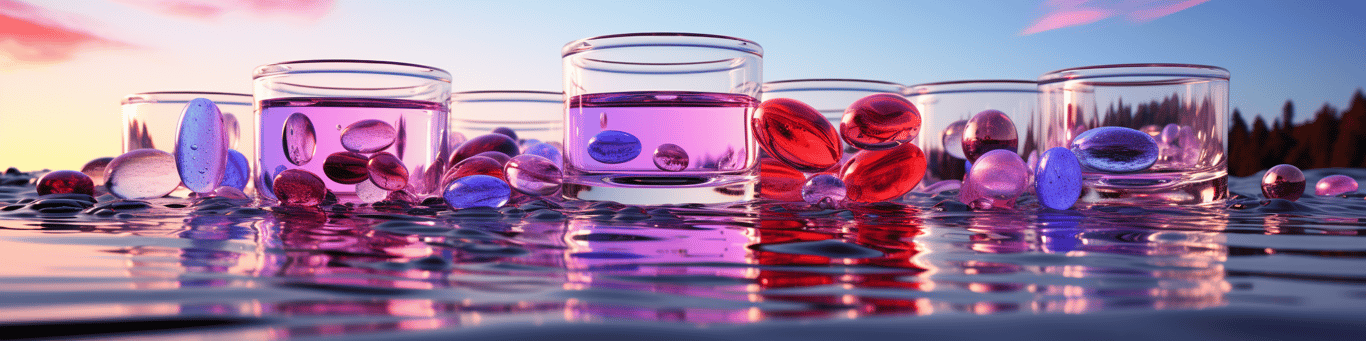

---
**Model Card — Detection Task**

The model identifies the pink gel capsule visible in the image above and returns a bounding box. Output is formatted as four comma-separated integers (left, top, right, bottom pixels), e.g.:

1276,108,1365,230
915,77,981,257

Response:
962,149,1029,203
962,109,1018,162
273,169,327,206
1315,174,1357,196
339,119,397,153
1261,164,1306,201
367,152,409,191
753,98,842,173
441,156,506,187
37,170,95,196
841,143,926,202
504,154,563,196
839,93,921,151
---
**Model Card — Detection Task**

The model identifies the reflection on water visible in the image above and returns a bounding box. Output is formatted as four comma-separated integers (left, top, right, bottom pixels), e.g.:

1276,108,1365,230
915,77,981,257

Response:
1,169,1365,338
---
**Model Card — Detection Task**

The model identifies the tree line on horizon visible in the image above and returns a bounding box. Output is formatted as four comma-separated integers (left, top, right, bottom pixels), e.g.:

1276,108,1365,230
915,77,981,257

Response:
1228,89,1366,176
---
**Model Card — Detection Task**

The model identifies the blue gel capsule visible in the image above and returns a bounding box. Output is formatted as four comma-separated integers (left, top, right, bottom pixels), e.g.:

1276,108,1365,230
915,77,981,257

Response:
443,174,511,209
524,142,563,167
588,130,641,164
1034,147,1083,210
220,149,250,190
1070,126,1159,173
174,98,228,193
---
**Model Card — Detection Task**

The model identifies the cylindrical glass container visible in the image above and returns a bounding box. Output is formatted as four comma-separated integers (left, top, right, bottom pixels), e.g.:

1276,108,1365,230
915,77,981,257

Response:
253,59,452,203
122,91,255,194
562,33,763,205
905,80,1039,185
1038,63,1229,206
449,90,563,146
760,79,905,155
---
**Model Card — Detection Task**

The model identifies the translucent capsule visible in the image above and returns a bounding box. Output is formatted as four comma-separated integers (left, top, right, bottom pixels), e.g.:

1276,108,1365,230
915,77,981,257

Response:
282,112,317,166
801,174,846,206
588,130,641,164
1315,174,1359,196
759,158,805,202
1034,147,1082,210
475,151,512,165
653,143,690,171
491,127,518,141
964,149,1029,201
839,93,921,151
220,149,249,190
505,154,562,196
273,169,327,206
222,112,240,150
80,157,114,185
754,98,842,172
1070,126,1159,173
175,98,228,194
1261,164,1305,201
340,119,396,153
443,174,511,209
322,151,370,184
962,109,1018,162
366,152,408,191
451,133,520,164
105,149,180,200
355,180,388,203
524,142,562,167
841,143,926,202
441,156,506,187
941,120,968,160
37,170,94,196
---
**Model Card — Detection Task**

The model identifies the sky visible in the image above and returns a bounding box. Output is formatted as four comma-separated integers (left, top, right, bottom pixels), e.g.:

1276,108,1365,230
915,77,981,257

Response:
2,0,1364,172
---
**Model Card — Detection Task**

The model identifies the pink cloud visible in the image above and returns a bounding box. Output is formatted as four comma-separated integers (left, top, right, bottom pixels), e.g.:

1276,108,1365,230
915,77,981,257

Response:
116,0,334,21
0,0,133,66
1021,0,1210,35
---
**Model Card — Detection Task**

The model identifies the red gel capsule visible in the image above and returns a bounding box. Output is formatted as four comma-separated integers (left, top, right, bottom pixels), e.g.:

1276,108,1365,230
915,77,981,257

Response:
322,151,369,184
451,134,520,164
841,143,926,202
366,152,409,191
273,169,327,206
839,93,921,151
753,98,842,173
758,158,806,202
37,170,95,196
441,156,506,187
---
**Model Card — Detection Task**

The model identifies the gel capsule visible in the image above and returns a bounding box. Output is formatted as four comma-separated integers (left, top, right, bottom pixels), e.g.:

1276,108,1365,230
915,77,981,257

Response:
273,169,327,206
1261,164,1305,201
475,151,512,165
524,142,563,167
754,98,842,172
801,174,847,206
962,110,1017,162
451,134,520,164
222,112,241,150
588,130,641,164
840,93,921,151
1315,174,1359,196
220,149,250,190
80,157,114,185
105,149,181,200
964,149,1029,201
442,156,506,187
1070,126,1159,173
367,152,408,191
505,154,562,196
443,174,511,209
175,98,228,193
759,158,805,202
355,180,388,203
282,112,317,166
37,170,95,196
1034,147,1082,210
653,143,690,172
340,119,397,153
322,151,370,184
491,127,518,140
941,120,968,160
841,143,926,202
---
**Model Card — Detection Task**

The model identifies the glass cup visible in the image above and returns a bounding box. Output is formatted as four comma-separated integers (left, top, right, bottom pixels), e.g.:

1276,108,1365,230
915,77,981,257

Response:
122,91,255,194
253,59,452,203
449,90,563,146
760,79,906,156
561,32,763,205
904,80,1040,185
1038,63,1230,206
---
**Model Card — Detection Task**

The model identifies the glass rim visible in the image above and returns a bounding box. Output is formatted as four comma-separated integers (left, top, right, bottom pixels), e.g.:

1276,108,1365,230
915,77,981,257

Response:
904,79,1038,96
252,59,451,82
452,90,562,95
1038,63,1229,85
122,91,253,105
561,32,762,57
762,78,905,93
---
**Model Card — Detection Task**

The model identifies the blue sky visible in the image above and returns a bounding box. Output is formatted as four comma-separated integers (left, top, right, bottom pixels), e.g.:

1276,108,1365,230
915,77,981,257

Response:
2,0,1364,171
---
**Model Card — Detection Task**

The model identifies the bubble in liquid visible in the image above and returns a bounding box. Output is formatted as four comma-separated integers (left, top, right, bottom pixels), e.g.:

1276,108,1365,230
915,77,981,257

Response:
106,149,181,200
839,93,921,151
322,151,370,184
37,170,94,196
962,150,1028,203
273,169,327,206
220,149,249,190
367,152,408,191
505,154,562,196
222,113,240,150
442,156,506,187
588,130,641,164
1070,126,1159,173
759,158,805,202
475,151,512,165
175,98,228,193
355,180,388,203
754,98,842,172
80,157,114,185
1261,164,1306,201
1315,174,1359,196
941,120,968,160
524,142,562,167
282,113,317,166
1034,147,1082,210
451,134,520,164
652,143,690,171
841,143,926,202
491,127,518,141
340,119,396,153
443,174,511,209
801,174,846,206
962,110,1018,162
